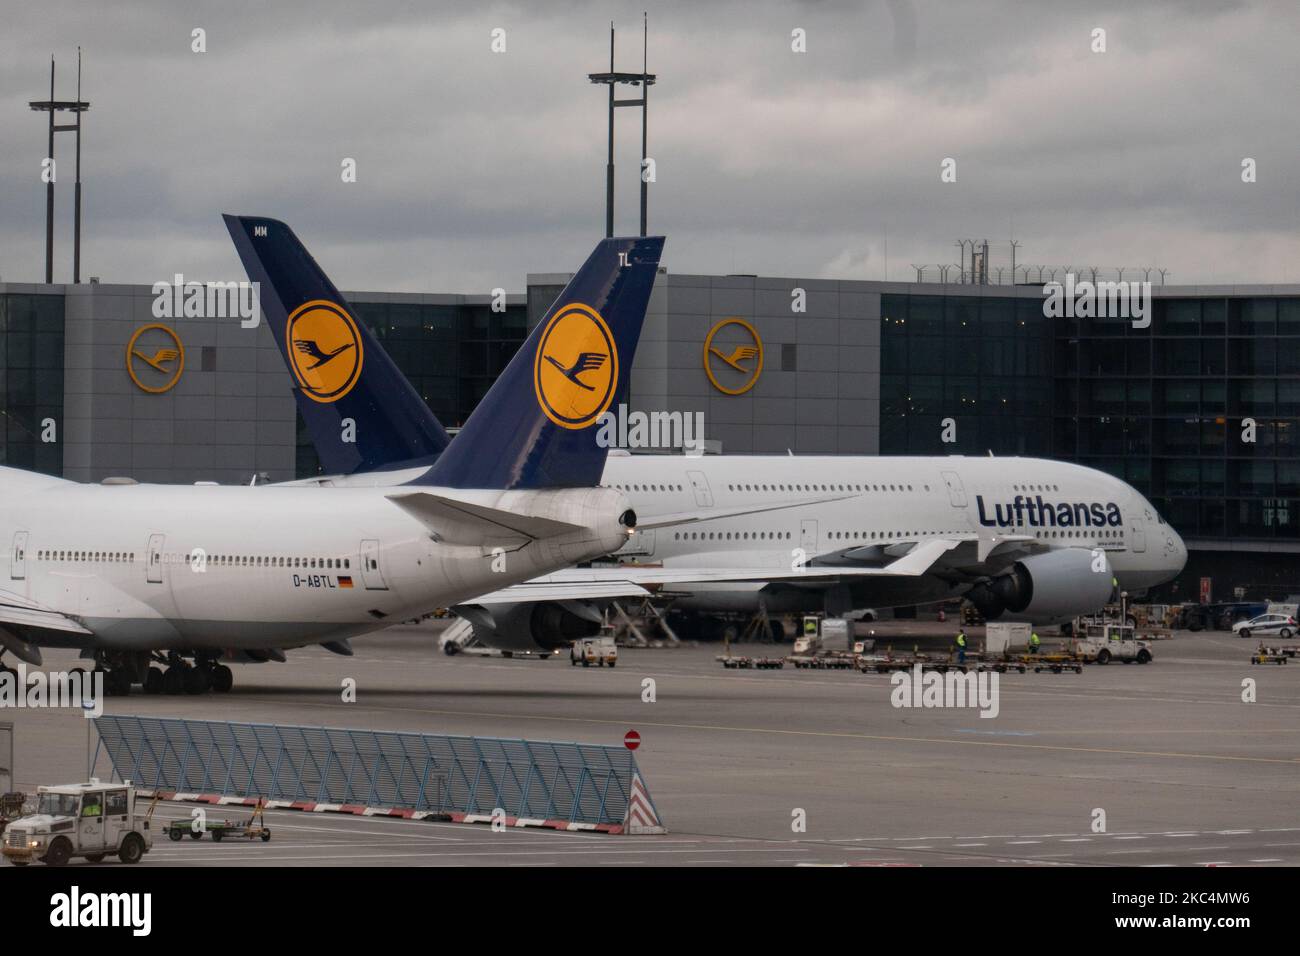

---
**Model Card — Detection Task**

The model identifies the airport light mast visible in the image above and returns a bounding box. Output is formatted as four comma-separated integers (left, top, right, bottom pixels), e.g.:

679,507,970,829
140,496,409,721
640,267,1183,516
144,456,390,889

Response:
588,16,655,238
29,49,90,283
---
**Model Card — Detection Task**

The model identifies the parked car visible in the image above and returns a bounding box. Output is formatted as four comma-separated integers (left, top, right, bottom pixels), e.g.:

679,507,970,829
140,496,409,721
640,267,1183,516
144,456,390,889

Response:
1232,613,1297,640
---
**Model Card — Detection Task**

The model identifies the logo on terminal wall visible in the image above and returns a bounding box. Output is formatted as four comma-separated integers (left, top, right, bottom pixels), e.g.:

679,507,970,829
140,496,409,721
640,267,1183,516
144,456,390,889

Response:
286,300,364,403
533,303,618,429
704,317,763,395
126,324,185,394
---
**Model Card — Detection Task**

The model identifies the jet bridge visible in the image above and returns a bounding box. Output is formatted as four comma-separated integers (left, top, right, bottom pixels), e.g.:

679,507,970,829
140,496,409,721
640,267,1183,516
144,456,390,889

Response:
92,715,665,834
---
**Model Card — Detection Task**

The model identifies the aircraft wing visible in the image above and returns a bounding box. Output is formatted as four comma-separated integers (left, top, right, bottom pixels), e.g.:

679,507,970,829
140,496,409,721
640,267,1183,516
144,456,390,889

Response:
828,533,1042,573
0,588,94,636
463,541,963,605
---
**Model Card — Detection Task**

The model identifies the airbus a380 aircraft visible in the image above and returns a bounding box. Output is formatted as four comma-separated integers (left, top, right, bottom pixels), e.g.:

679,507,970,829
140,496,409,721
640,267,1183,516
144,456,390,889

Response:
235,223,1188,655
0,218,666,693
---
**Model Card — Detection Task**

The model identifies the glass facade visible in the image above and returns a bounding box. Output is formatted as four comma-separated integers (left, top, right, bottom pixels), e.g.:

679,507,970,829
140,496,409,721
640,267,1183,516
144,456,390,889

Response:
295,300,528,477
882,292,1300,541
880,294,1053,457
0,293,64,476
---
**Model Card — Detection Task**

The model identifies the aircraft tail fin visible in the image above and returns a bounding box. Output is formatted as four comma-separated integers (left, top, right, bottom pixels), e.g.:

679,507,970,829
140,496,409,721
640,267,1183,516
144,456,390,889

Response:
223,215,451,476
412,235,665,490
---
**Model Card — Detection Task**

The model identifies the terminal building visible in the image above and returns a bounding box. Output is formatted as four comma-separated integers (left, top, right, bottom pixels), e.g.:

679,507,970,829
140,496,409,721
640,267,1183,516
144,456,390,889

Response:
4,272,1299,602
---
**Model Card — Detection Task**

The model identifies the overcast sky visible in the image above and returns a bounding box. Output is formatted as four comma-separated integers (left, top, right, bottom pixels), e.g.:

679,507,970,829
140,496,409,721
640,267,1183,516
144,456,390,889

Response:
2,0,1298,292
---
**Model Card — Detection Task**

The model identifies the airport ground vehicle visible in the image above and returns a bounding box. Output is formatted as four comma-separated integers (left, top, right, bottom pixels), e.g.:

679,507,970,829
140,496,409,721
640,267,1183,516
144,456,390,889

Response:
0,792,25,838
2,781,153,866
1175,601,1267,632
1232,613,1297,640
1072,622,1153,664
166,801,270,842
571,635,618,667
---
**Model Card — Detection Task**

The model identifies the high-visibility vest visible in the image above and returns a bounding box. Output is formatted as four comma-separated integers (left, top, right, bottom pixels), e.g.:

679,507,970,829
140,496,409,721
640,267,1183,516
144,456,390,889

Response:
956,633,966,647
1030,633,1040,646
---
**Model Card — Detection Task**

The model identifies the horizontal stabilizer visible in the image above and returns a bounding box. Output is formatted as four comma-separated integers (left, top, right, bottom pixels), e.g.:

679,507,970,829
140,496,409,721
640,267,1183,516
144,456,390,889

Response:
387,492,584,545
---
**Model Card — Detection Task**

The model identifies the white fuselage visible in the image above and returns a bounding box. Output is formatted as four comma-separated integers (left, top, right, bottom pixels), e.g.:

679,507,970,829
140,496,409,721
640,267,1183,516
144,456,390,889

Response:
0,467,628,652
303,454,1187,613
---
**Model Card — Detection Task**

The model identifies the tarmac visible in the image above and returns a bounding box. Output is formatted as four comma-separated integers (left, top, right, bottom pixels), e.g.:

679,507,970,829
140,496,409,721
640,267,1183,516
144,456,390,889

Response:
4,622,1299,866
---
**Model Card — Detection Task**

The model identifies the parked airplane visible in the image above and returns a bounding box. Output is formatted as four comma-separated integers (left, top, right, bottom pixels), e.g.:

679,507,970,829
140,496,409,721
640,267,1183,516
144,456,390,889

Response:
0,217,666,693
233,223,1188,655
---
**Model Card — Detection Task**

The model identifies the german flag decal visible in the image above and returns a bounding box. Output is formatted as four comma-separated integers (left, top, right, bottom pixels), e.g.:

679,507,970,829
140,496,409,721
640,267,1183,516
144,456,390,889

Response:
338,576,354,589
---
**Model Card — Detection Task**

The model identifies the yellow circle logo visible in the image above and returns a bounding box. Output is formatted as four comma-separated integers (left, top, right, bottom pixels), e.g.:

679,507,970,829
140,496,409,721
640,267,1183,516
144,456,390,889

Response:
533,303,618,429
126,324,185,394
704,317,763,395
286,299,364,403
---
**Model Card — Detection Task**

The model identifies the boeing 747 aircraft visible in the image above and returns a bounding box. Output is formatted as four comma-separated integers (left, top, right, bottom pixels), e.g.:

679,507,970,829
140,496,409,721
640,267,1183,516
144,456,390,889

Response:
0,218,666,693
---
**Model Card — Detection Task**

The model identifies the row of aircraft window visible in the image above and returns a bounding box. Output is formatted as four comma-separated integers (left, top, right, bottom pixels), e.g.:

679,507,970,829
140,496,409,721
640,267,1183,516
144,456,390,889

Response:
729,482,924,493
609,482,932,495
35,550,351,570
616,481,1069,496
670,527,1127,544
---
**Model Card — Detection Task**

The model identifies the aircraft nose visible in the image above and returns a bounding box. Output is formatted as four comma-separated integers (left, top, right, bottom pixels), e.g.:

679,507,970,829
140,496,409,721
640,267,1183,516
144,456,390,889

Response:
1169,525,1188,570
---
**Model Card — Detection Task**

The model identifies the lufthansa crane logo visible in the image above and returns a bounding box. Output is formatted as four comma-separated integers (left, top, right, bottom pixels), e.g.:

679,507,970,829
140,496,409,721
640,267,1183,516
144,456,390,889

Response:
704,317,763,395
533,303,618,429
286,299,364,403
126,324,185,394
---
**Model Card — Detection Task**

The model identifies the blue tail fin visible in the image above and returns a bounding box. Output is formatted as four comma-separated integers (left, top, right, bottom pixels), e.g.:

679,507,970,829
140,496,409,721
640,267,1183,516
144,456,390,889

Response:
414,235,665,490
223,215,451,476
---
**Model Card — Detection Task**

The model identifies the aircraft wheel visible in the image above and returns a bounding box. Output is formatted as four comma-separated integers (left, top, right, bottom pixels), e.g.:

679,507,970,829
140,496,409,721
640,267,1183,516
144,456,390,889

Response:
211,665,234,694
143,667,164,695
163,667,186,695
107,669,132,696
184,666,211,695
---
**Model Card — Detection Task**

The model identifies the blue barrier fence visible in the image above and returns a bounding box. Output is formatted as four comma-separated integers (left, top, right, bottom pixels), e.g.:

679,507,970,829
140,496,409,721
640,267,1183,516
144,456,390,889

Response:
93,715,659,828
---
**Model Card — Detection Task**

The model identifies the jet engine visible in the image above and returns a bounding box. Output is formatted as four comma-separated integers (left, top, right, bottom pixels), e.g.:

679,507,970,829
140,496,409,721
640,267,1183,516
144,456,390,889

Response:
452,601,601,653
965,548,1114,622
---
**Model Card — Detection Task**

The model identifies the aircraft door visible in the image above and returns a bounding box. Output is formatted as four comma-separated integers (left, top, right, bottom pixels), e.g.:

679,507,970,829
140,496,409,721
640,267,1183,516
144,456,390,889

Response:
10,531,28,580
78,795,106,850
800,519,818,558
1130,519,1147,553
360,539,389,590
146,534,165,584
940,470,967,508
686,470,714,508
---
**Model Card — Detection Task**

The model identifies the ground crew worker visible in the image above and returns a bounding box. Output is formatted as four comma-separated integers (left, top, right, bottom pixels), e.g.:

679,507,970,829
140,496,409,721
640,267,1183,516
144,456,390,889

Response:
955,630,967,665
1029,632,1041,654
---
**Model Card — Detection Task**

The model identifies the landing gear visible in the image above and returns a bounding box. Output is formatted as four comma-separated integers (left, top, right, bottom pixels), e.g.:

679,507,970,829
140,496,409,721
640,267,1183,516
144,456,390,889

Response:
163,666,186,695
143,667,164,695
184,666,210,695
210,664,234,693
104,669,131,697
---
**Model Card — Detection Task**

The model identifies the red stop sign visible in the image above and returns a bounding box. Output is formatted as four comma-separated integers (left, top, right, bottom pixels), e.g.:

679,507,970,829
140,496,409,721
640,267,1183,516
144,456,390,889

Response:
624,730,641,751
